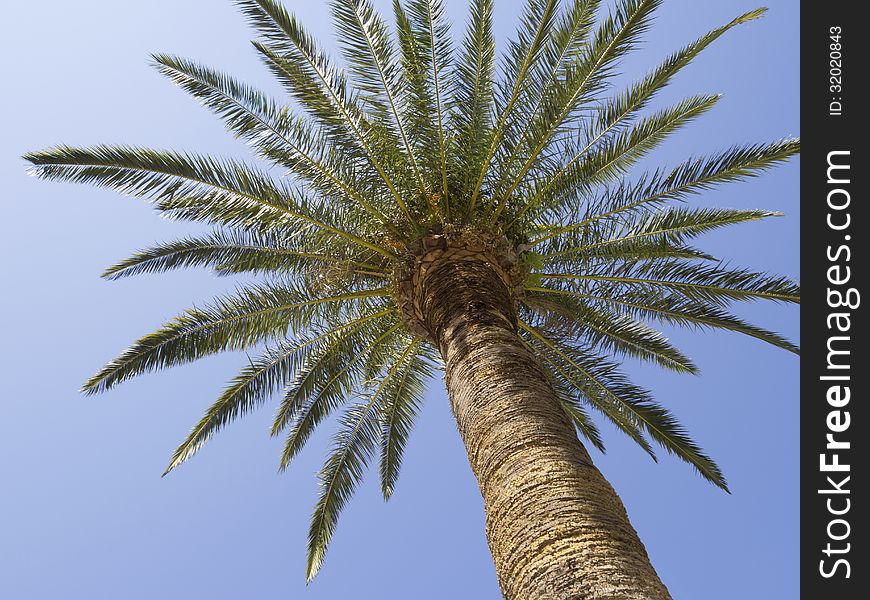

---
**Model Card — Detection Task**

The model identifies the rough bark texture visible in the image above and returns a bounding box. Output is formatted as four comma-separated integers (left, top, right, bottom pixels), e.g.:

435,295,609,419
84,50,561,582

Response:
419,256,672,600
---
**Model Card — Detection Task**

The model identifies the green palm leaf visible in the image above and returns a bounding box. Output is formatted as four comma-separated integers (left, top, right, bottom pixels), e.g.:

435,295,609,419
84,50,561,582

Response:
466,0,559,215
25,145,394,257
521,321,727,490
406,0,452,204
152,53,400,229
331,0,426,193
539,207,780,262
533,93,722,215
532,139,800,240
275,322,404,466
532,285,799,354
81,283,390,394
577,8,769,176
162,308,395,475
493,0,660,219
452,0,495,202
379,340,436,499
306,337,419,580
240,0,415,223
524,293,697,373
539,259,800,304
102,229,388,280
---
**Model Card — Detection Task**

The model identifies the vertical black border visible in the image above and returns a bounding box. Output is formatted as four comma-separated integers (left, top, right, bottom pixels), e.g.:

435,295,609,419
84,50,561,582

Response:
801,4,866,597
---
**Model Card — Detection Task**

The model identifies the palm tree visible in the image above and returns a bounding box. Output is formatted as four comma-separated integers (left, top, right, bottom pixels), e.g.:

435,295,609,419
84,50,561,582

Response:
25,0,799,597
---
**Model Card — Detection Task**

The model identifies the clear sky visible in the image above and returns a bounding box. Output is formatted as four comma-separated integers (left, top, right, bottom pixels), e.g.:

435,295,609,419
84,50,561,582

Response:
0,1,799,598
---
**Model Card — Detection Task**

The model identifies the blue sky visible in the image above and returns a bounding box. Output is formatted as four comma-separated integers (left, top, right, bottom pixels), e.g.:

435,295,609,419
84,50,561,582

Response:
0,1,798,598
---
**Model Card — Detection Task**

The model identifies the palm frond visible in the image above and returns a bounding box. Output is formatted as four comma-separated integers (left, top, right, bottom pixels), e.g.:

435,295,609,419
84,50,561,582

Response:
81,282,390,394
572,8,769,180
531,285,799,354
533,138,800,240
275,322,404,466
578,93,723,182
520,93,720,226
406,0,452,205
539,239,717,266
523,293,697,373
162,308,395,475
332,0,426,193
538,207,780,262
306,336,419,580
466,0,559,216
379,340,436,499
493,0,660,219
452,0,496,205
152,53,402,231
491,0,599,193
553,382,606,452
521,322,655,457
102,229,388,280
239,0,415,223
539,259,800,304
521,321,728,490
24,145,394,257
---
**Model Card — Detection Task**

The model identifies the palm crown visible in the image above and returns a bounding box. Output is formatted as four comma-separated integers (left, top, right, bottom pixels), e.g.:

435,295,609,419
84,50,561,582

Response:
25,0,799,581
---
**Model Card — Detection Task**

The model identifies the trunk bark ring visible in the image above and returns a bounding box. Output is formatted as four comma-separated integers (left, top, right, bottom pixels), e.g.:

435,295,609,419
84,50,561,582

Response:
412,244,671,600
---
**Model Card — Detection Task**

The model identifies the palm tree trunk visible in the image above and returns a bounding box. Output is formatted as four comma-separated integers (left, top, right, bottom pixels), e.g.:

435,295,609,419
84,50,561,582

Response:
419,255,672,600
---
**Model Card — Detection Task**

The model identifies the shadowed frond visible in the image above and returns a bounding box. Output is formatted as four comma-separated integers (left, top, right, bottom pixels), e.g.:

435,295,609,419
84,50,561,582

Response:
521,321,655,458
554,381,606,452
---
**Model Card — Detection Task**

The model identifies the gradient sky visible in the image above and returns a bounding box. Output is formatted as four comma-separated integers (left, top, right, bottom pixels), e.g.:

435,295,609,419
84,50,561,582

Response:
0,1,799,598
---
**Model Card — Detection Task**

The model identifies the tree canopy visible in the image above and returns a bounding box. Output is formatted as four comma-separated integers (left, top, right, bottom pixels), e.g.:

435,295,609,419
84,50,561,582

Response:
25,0,799,580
